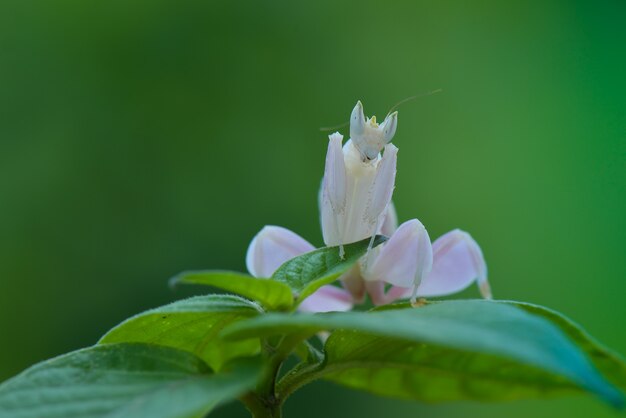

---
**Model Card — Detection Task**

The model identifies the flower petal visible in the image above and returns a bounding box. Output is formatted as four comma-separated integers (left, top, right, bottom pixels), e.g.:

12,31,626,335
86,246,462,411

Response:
298,285,354,313
415,229,490,298
246,226,315,278
362,218,433,289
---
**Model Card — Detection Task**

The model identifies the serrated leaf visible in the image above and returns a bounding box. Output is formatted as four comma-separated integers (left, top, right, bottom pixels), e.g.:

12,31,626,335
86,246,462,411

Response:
170,270,294,311
0,343,262,418
271,235,386,304
100,295,262,371
223,300,624,406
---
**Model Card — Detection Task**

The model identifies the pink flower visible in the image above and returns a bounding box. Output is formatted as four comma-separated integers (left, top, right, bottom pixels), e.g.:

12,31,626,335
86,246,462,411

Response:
245,225,353,313
339,205,491,306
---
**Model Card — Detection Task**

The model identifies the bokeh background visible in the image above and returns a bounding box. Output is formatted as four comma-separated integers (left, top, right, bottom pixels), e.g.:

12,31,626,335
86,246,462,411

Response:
1,0,625,417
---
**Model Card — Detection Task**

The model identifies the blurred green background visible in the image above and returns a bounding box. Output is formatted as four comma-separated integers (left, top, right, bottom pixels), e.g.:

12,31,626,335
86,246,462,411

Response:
1,0,625,417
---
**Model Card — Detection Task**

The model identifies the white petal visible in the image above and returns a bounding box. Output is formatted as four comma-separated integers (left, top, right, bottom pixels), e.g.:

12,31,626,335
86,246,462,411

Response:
363,218,433,288
415,229,490,298
298,285,353,313
246,226,315,278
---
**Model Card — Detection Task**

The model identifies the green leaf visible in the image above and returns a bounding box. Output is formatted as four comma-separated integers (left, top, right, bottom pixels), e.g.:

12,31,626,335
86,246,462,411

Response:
0,343,262,418
223,300,624,406
170,270,294,311
323,331,575,403
504,301,626,391
319,301,626,404
100,295,262,371
271,235,386,304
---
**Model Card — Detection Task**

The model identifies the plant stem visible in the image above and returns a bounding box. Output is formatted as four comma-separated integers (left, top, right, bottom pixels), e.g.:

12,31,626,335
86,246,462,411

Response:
256,344,285,400
241,333,323,417
275,361,325,402
240,392,282,418
240,335,301,418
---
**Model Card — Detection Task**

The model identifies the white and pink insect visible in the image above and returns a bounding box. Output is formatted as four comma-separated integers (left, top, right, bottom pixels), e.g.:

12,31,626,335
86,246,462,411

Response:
246,101,491,311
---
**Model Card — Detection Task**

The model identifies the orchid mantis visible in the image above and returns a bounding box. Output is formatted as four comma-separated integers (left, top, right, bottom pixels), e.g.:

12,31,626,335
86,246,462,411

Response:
246,101,491,310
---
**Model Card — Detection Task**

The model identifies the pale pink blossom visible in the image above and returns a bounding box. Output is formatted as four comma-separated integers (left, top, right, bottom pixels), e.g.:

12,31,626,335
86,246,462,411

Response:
245,225,353,313
340,204,491,305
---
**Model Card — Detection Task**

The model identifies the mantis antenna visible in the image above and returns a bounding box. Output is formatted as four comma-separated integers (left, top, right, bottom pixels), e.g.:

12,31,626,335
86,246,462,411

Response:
319,89,443,132
319,121,350,132
385,88,443,119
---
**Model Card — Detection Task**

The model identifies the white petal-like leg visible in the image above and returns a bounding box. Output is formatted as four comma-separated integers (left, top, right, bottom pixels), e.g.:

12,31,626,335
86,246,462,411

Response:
364,281,388,306
362,144,398,258
384,284,414,303
323,133,347,215
360,219,433,305
298,285,354,313
379,201,399,237
364,281,409,306
415,229,491,299
364,144,398,225
246,225,315,278
321,132,347,256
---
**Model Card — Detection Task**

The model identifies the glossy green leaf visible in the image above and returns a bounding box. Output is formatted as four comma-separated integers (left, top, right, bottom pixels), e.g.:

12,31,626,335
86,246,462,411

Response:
0,343,262,418
271,235,386,304
223,300,624,406
100,295,262,371
170,270,293,310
